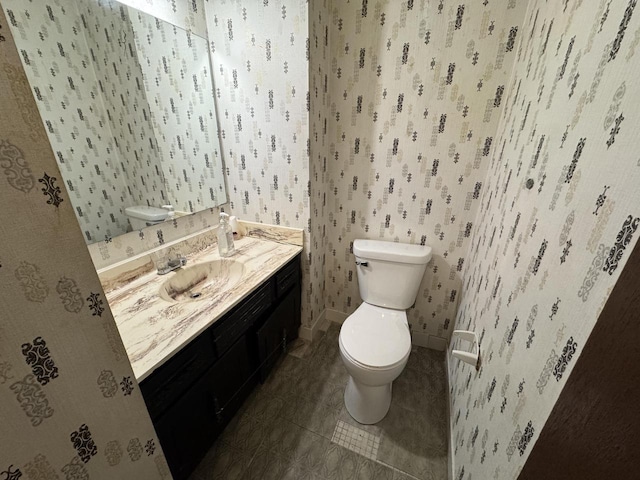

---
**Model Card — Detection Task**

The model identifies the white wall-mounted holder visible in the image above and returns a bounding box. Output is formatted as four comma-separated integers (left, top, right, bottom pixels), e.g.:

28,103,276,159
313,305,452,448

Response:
452,330,481,371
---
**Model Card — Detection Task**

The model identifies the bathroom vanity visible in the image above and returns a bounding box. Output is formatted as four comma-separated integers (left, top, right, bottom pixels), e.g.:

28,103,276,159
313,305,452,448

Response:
101,234,302,479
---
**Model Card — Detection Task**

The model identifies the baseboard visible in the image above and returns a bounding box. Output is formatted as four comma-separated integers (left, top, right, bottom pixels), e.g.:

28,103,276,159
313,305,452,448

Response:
411,330,448,351
446,349,455,480
298,308,327,342
326,308,349,324
411,330,430,348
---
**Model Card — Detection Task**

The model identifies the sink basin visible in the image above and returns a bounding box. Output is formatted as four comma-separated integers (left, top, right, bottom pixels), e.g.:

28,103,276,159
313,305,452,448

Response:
159,259,245,302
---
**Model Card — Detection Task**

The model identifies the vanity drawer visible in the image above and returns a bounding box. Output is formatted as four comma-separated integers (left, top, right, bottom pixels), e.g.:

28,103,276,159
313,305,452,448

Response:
213,280,273,356
275,256,300,298
140,333,216,419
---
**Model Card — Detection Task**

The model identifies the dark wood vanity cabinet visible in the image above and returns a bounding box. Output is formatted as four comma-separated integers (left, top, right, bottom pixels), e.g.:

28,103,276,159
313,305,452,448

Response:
140,254,301,480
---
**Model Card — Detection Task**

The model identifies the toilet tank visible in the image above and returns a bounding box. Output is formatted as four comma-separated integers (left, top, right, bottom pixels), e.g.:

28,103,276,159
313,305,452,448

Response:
353,239,432,310
124,205,168,231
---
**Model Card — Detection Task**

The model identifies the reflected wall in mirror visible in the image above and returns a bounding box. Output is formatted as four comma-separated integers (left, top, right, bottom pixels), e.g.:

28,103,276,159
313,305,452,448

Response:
3,0,227,244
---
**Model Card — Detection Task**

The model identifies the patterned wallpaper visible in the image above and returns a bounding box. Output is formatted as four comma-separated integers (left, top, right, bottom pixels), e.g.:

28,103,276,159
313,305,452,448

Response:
449,1,640,478
129,8,227,214
205,0,315,325
308,0,331,327
324,0,527,347
0,7,168,478
3,0,226,243
206,0,309,228
206,0,529,340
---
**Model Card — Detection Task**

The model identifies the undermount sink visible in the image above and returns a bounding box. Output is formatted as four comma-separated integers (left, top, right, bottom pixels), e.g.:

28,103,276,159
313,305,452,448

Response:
159,259,245,302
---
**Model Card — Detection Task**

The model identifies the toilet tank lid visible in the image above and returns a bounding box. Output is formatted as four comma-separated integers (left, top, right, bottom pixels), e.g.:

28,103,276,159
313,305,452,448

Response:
353,239,432,264
124,206,168,221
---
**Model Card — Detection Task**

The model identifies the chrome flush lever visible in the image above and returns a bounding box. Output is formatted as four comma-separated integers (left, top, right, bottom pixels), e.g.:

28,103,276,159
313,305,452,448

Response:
355,261,368,267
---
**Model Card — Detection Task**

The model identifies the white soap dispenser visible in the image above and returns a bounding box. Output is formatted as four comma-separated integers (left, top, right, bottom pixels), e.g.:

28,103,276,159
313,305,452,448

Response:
217,212,235,257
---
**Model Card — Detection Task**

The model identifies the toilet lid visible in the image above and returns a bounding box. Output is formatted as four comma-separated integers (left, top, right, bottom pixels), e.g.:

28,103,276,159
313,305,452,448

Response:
340,303,411,369
125,205,168,221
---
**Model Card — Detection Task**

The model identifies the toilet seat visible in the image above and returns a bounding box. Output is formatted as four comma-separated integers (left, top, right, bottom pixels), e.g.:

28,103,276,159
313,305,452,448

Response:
339,340,408,372
339,303,411,370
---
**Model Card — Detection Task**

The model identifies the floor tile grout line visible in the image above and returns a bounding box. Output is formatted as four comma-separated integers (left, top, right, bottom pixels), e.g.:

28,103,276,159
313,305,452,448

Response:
376,458,423,480
286,414,336,443
240,442,261,477
236,413,274,478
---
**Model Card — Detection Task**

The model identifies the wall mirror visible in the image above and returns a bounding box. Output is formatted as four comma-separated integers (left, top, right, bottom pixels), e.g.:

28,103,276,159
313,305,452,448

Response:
4,0,227,244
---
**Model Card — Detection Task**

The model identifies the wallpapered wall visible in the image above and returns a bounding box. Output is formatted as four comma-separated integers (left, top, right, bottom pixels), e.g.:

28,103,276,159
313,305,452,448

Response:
324,0,527,346
0,7,168,478
205,0,315,325
449,0,640,478
308,0,331,327
206,0,529,341
206,0,309,229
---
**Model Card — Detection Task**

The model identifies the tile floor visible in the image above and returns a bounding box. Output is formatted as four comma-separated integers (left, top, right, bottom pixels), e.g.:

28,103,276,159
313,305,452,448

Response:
189,322,448,480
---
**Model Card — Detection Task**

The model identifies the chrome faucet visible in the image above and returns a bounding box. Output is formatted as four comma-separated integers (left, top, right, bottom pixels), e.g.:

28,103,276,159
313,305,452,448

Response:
157,254,187,275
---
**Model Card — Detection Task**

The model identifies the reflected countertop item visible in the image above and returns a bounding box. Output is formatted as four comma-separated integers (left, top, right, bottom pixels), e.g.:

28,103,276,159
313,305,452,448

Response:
104,236,302,381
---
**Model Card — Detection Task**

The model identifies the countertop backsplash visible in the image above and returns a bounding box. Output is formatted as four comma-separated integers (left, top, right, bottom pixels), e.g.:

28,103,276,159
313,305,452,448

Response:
96,214,304,291
89,204,304,271
88,205,228,270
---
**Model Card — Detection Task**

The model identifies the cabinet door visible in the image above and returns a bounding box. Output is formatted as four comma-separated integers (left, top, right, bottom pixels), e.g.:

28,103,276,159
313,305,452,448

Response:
155,334,256,480
212,280,273,357
154,370,220,480
140,332,216,420
255,283,300,380
207,334,256,414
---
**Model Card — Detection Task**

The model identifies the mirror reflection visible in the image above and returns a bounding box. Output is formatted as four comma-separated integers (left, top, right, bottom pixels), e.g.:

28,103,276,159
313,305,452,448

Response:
5,0,227,244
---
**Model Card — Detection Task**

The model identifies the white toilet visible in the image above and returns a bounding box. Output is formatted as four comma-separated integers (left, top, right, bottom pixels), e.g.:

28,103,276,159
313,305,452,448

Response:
124,205,170,231
339,239,432,424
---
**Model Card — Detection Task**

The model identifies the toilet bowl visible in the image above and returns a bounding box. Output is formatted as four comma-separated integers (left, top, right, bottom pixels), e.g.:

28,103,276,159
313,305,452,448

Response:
339,303,411,424
339,239,431,424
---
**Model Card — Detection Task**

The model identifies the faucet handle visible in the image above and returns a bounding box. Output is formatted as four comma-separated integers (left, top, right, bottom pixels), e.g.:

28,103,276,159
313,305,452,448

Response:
167,252,186,267
156,259,171,275
156,251,186,275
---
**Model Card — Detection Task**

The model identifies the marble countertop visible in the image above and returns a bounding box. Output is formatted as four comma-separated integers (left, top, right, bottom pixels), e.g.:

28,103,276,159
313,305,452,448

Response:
104,236,302,381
